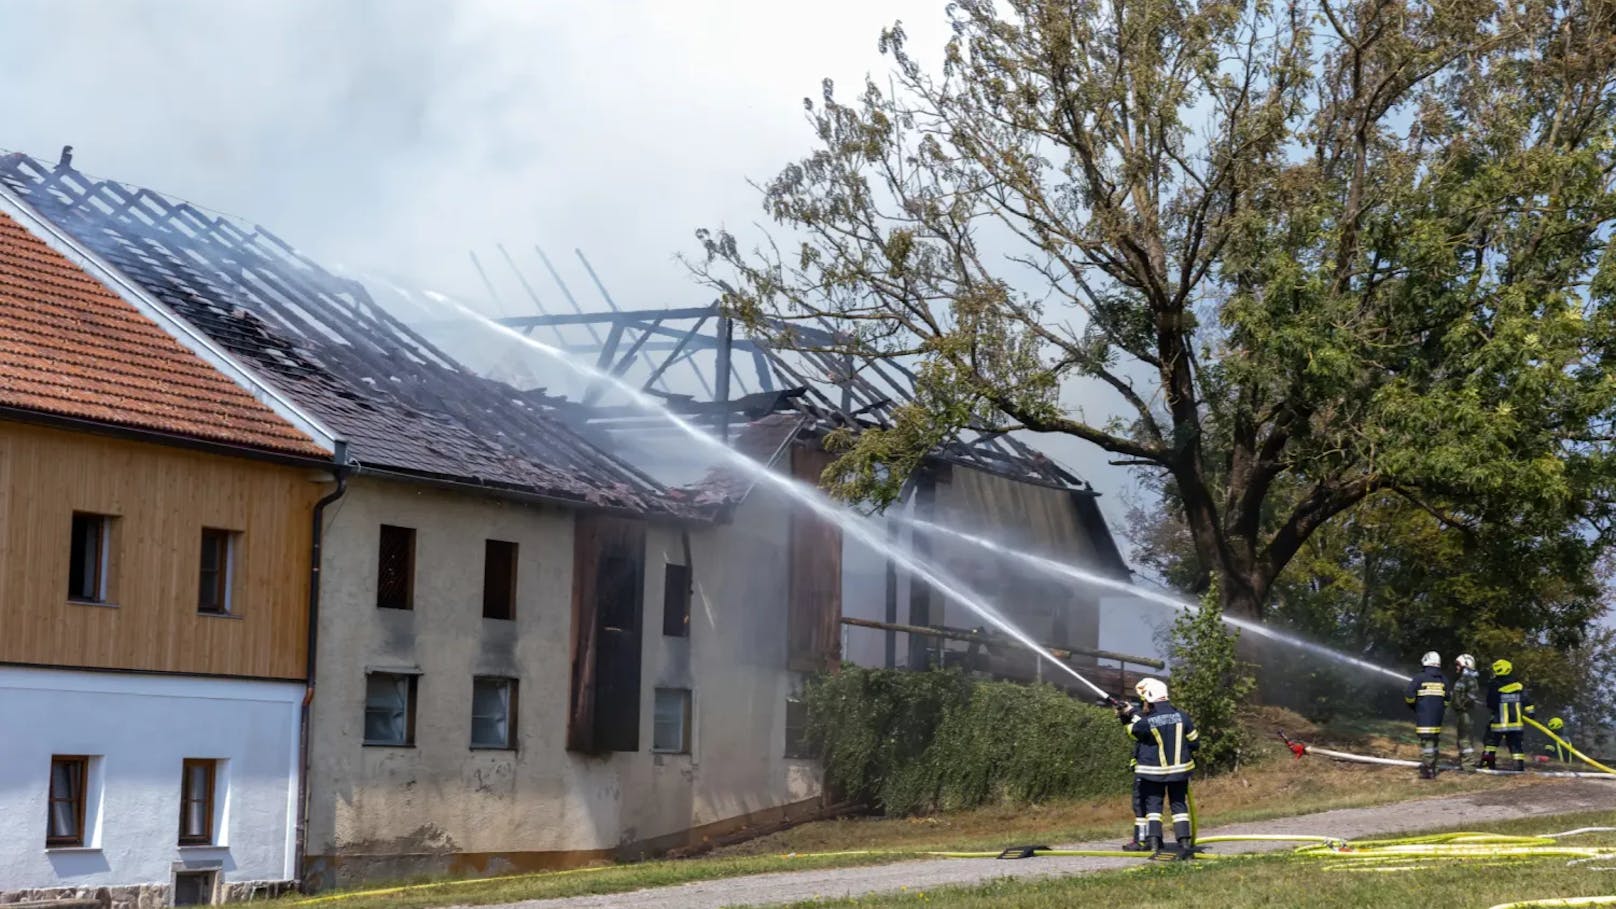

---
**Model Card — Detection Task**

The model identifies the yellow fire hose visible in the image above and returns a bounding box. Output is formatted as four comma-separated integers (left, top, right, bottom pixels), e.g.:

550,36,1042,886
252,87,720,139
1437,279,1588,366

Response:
1524,716,1616,776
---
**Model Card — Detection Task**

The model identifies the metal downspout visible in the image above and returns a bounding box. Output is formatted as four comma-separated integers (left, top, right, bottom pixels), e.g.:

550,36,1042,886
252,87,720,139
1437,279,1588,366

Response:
295,469,349,891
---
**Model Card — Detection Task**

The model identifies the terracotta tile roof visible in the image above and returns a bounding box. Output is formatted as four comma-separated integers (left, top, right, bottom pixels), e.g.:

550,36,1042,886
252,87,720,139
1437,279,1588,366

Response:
0,209,328,456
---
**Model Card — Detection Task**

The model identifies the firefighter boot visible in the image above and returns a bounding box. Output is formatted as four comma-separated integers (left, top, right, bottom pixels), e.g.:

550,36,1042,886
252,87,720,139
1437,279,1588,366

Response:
1175,837,1195,861
1418,766,1434,780
1479,752,1496,770
1145,835,1163,856
1513,759,1526,772
1122,838,1148,852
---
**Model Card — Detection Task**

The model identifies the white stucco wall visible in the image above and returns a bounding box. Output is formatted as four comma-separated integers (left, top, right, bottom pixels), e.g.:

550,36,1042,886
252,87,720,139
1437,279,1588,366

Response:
0,665,302,891
306,477,818,886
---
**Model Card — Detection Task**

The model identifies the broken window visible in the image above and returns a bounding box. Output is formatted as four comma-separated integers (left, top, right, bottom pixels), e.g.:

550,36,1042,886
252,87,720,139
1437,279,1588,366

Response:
376,525,415,610
198,529,237,615
178,759,217,845
652,688,692,754
67,513,112,603
567,515,645,753
471,677,518,749
364,672,417,746
787,446,842,671
482,539,518,620
662,562,691,637
784,697,813,759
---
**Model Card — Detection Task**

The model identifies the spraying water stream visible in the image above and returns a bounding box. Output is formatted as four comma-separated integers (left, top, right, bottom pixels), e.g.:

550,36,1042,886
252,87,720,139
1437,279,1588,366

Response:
904,519,1410,683
425,295,1118,699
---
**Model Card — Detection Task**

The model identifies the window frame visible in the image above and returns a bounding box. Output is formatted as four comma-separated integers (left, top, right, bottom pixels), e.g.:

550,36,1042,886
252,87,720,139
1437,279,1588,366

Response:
197,528,237,616
481,539,518,621
67,513,111,604
376,525,417,611
46,754,89,847
662,562,691,638
470,676,519,750
177,758,217,845
652,688,692,755
363,672,419,747
784,697,814,759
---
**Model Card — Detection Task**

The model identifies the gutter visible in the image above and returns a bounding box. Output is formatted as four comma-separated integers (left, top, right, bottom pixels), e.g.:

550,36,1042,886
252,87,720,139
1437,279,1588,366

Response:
295,468,350,892
349,462,688,522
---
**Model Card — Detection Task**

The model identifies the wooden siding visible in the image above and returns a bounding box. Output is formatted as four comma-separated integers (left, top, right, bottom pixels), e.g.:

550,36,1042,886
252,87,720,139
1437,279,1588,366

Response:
0,421,320,679
787,445,842,671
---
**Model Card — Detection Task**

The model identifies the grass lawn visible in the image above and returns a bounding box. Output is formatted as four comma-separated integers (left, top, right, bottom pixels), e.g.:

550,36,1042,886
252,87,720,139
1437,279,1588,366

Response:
777,809,1616,909
268,710,1567,909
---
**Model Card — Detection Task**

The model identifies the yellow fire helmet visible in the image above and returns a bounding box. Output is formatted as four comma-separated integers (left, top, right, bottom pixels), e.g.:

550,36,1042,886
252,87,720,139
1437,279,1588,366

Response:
1492,659,1514,677
1548,717,1565,731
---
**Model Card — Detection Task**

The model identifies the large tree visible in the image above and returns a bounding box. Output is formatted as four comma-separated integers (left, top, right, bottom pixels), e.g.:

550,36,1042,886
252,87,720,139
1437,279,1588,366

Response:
696,0,1616,618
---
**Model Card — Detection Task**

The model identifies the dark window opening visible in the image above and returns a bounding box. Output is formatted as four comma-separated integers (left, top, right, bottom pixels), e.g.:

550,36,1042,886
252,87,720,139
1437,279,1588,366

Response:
68,513,109,603
471,677,518,749
178,759,216,845
568,516,646,754
377,525,416,610
662,562,691,638
47,755,88,847
364,672,418,746
173,870,217,906
482,539,518,620
784,698,813,759
198,529,235,615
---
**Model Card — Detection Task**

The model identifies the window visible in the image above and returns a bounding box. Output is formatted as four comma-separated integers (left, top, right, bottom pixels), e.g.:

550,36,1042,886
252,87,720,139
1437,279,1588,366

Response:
376,525,415,610
178,759,217,845
482,539,518,620
173,870,218,906
364,672,417,746
662,562,691,637
67,513,111,603
784,698,813,759
653,688,692,754
198,529,236,615
46,755,88,846
471,677,518,749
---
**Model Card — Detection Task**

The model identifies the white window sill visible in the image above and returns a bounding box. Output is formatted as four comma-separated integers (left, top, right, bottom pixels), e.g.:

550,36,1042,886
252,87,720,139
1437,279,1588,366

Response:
45,846,102,853
178,844,228,851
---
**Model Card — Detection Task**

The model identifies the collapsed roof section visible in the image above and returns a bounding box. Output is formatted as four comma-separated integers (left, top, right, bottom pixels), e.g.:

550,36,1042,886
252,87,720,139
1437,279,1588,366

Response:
0,151,674,514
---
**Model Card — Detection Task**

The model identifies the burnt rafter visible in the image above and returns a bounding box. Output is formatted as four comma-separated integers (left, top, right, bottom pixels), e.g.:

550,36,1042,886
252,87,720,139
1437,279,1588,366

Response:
483,280,1091,491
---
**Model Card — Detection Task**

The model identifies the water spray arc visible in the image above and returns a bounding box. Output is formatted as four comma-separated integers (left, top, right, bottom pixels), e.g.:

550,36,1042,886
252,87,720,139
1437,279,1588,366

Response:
904,518,1410,684
427,296,1121,702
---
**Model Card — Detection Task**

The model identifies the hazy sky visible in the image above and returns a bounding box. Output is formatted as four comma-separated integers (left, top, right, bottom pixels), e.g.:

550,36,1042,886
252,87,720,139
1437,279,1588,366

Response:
0,0,1142,538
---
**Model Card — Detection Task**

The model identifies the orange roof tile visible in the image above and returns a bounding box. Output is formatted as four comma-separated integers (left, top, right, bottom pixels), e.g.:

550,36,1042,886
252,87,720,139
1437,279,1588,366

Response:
0,210,328,456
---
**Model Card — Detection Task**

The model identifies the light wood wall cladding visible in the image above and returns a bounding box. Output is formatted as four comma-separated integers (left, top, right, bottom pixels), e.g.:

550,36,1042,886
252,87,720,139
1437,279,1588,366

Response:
0,421,320,679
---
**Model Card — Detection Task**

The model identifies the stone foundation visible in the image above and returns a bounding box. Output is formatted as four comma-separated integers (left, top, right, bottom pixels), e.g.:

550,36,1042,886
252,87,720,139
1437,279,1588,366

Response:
0,880,295,907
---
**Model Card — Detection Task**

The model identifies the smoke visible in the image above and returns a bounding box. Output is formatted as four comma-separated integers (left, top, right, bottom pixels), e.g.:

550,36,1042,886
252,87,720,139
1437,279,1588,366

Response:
0,0,1137,529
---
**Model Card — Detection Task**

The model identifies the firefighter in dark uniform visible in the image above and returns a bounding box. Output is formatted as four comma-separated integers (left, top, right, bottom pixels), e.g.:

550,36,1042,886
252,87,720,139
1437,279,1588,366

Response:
1120,695,1149,851
1405,651,1449,779
1482,659,1535,771
1116,678,1198,860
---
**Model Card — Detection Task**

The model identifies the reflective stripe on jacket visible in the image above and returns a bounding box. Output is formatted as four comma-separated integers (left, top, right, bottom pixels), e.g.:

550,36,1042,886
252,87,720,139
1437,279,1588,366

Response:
1486,677,1535,732
1404,666,1449,735
1126,700,1198,781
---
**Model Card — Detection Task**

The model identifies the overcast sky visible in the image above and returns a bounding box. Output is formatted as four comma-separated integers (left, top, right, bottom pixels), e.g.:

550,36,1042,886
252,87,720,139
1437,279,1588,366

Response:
0,0,1142,539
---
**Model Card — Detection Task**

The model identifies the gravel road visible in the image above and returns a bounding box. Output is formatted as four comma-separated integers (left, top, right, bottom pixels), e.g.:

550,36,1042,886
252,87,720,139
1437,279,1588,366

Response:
458,780,1616,909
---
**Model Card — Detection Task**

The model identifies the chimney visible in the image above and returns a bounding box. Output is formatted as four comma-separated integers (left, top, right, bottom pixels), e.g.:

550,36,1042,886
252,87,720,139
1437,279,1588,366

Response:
56,145,73,171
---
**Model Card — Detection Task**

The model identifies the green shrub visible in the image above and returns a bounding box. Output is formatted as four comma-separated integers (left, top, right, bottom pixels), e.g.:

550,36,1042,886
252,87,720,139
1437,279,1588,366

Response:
1168,580,1256,772
802,667,1132,816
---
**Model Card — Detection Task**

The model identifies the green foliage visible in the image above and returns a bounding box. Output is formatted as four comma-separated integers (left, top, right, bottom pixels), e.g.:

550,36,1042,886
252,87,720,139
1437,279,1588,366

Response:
802,668,1131,816
1168,582,1255,772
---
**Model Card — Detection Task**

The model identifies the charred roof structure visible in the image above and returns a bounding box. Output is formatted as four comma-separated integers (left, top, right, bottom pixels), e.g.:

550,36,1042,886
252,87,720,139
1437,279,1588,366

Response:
0,151,672,513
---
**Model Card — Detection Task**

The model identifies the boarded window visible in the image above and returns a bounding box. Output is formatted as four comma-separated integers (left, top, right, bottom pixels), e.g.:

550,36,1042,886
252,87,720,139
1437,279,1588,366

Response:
178,759,216,845
567,515,645,753
67,513,111,603
471,677,518,749
653,688,692,753
787,446,842,671
364,672,417,746
662,562,691,637
198,528,236,615
376,525,415,610
46,755,88,846
483,539,518,620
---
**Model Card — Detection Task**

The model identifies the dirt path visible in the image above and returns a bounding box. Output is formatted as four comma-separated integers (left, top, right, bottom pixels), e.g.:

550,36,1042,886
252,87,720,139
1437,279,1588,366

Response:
459,780,1616,909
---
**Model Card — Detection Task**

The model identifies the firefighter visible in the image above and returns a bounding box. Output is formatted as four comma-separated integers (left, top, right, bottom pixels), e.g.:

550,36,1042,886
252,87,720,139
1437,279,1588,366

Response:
1116,678,1198,860
1451,654,1480,771
1405,651,1449,779
1482,659,1535,771
1120,696,1149,851
1542,717,1574,763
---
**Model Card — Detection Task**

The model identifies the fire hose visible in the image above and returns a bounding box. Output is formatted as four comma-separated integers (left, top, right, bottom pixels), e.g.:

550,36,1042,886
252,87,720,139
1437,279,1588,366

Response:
1277,730,1616,778
1524,716,1616,776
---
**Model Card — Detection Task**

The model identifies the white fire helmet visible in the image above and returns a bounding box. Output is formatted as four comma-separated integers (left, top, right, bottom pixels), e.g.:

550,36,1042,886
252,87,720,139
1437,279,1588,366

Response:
1456,653,1476,671
1135,678,1170,704
1421,651,1441,668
